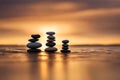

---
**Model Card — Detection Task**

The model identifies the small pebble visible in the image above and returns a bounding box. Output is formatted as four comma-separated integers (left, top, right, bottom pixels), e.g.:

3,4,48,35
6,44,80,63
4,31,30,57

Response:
31,34,41,39
62,44,68,47
27,49,41,53
45,47,57,52
61,50,71,53
28,39,38,42
47,36,55,40
46,42,56,47
27,42,42,48
62,40,69,43
62,47,69,50
46,32,55,35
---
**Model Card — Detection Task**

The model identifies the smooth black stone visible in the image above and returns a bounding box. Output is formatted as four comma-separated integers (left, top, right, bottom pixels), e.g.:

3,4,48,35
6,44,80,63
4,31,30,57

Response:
61,50,71,53
62,40,69,43
28,38,38,42
47,40,55,42
62,44,69,47
27,42,42,48
31,34,40,39
62,47,69,50
47,36,55,40
46,32,55,35
46,42,56,47
45,47,57,52
27,49,41,53
47,39,55,41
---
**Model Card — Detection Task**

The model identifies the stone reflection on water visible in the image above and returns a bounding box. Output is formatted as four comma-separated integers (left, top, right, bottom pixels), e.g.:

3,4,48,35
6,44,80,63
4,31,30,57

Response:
0,46,120,80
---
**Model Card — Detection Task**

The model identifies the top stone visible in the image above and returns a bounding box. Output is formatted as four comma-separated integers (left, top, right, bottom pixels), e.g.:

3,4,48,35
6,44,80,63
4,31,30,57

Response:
62,40,69,43
46,32,55,35
31,34,41,39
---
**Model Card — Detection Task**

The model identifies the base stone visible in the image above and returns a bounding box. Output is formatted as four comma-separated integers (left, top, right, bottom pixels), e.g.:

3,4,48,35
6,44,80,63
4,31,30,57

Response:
61,50,71,53
27,49,41,53
45,47,57,52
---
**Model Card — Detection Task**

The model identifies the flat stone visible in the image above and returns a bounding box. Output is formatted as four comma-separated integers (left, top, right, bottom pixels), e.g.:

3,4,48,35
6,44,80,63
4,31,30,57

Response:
46,32,55,35
47,36,55,40
27,49,41,53
62,44,68,47
47,40,55,42
45,47,57,52
27,42,42,48
31,34,40,39
61,50,71,53
62,40,69,43
46,42,56,47
28,38,38,42
62,47,69,50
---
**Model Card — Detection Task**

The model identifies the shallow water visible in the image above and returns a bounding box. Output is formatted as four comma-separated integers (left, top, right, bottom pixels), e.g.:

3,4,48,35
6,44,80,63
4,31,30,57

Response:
0,46,120,80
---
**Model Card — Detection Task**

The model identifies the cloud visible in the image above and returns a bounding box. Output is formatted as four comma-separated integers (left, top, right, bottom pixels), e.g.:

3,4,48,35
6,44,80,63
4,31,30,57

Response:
0,0,120,44
0,0,120,19
0,27,27,37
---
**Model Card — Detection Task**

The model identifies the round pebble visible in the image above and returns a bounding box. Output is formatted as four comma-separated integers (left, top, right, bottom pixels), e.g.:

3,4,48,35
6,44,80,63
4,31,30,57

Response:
28,38,38,42
61,50,71,53
47,36,55,40
27,42,42,48
46,32,55,35
62,44,68,47
27,49,41,53
62,47,69,50
46,42,56,47
31,34,40,39
45,47,57,52
62,40,69,43
47,40,55,42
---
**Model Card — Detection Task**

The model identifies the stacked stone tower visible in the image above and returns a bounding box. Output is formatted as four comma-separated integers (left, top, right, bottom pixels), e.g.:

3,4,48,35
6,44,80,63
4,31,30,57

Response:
27,34,42,52
45,32,57,52
61,40,71,53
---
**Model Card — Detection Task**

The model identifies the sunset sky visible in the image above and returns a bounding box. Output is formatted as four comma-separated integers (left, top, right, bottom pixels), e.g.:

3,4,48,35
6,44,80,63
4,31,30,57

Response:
0,0,120,45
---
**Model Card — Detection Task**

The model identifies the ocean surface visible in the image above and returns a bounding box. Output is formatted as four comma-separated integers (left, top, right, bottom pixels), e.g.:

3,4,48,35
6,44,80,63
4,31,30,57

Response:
0,46,120,80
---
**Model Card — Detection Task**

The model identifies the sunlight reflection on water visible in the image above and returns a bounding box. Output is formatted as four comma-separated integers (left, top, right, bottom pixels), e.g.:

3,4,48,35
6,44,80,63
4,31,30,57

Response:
0,46,120,80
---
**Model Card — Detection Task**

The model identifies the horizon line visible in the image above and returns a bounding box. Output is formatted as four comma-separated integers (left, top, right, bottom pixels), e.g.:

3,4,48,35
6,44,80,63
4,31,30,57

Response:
0,44,120,47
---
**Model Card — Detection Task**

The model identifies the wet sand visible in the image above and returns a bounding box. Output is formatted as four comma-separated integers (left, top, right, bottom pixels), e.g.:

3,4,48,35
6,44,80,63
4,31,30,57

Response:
0,46,120,80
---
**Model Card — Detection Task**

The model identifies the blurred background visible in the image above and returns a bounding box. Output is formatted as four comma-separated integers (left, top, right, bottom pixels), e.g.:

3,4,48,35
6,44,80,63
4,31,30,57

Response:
0,0,120,45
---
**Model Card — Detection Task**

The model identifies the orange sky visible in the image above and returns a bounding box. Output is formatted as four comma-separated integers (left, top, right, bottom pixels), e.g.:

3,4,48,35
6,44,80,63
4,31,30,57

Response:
0,0,120,45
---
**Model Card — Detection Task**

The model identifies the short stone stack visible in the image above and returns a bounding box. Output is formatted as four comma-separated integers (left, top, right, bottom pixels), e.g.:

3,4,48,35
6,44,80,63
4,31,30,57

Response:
61,40,71,53
45,32,57,52
27,34,42,53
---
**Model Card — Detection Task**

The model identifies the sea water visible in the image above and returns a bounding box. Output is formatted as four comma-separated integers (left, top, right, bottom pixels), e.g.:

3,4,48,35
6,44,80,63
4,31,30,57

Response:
0,46,120,80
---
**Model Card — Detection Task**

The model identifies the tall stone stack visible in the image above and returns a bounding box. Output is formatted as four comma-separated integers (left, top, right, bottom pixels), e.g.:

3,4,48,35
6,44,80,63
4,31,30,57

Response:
61,40,71,53
27,34,42,53
45,32,58,52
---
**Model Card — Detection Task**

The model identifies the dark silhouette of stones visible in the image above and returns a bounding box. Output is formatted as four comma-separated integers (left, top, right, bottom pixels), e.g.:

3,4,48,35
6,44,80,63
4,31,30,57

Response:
27,34,42,53
61,40,71,53
45,31,57,52
62,44,68,47
46,32,55,35
45,47,57,52
62,46,69,50
62,40,69,44
31,34,41,39
61,50,71,53
27,42,42,48
46,42,56,47
47,36,55,40
47,40,55,42
27,49,41,53
28,38,38,42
